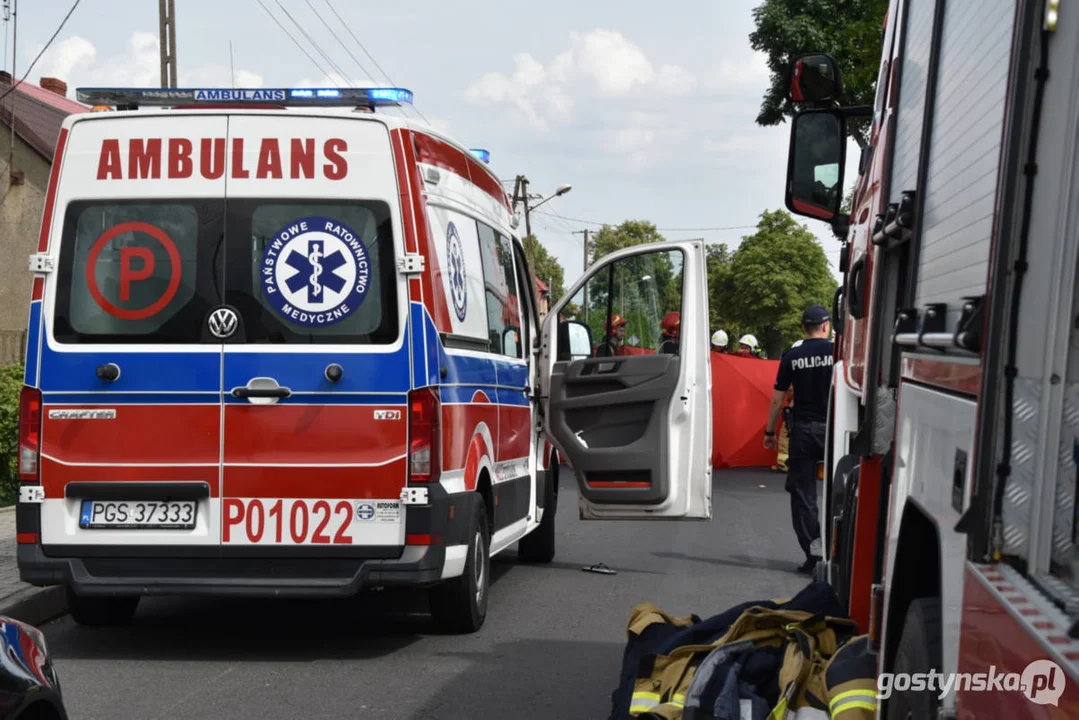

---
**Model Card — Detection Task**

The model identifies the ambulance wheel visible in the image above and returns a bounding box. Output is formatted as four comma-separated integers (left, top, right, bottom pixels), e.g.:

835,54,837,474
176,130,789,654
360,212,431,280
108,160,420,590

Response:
885,597,941,720
518,462,557,564
430,498,489,634
65,587,139,627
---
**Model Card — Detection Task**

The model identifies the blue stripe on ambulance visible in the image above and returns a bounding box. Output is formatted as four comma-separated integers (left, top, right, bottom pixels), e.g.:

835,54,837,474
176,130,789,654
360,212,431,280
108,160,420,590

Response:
221,346,411,395
23,300,41,388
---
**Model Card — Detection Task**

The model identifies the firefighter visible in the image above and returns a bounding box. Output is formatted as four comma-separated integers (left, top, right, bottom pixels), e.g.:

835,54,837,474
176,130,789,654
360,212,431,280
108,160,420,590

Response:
732,334,759,358
659,312,680,355
595,314,628,357
710,329,728,353
764,305,833,574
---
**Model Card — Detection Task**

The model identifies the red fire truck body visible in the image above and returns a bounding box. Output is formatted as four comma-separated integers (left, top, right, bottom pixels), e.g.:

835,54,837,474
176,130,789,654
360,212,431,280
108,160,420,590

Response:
784,0,1079,715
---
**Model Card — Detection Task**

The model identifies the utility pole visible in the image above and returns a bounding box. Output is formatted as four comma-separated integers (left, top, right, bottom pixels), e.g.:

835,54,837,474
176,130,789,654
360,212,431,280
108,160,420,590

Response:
573,229,589,316
7,0,16,186
158,0,177,88
512,174,536,267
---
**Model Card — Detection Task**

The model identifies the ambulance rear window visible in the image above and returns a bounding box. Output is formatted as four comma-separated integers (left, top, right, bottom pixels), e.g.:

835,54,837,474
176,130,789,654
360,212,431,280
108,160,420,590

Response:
53,200,220,344
223,200,397,344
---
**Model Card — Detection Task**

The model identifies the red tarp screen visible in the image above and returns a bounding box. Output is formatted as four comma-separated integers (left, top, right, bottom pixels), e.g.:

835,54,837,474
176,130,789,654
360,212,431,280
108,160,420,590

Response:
710,352,781,469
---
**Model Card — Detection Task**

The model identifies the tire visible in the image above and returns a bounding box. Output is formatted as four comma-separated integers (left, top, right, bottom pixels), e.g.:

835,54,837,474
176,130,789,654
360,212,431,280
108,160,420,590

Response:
885,597,942,720
66,586,139,627
518,461,557,564
430,498,490,634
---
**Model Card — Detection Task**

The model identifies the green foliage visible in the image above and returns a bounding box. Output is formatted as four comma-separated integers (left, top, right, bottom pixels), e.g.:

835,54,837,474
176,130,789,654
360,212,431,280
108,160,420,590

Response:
724,210,838,357
589,220,666,265
524,235,566,300
749,0,889,143
0,364,25,506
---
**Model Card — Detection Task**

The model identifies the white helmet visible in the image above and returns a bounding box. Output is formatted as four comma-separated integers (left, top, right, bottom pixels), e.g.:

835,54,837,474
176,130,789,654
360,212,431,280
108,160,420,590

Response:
711,330,728,347
738,334,758,349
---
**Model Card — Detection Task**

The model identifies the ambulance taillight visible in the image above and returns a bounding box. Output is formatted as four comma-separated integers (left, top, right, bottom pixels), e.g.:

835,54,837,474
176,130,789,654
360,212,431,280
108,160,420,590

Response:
408,387,441,482
18,386,42,482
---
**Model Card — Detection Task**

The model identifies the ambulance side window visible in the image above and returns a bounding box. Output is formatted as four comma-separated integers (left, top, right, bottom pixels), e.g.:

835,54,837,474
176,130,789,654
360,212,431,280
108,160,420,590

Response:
476,222,521,359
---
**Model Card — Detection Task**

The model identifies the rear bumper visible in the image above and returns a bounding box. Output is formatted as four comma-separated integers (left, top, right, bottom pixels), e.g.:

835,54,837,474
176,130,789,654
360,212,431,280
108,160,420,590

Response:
17,484,476,598
17,543,446,597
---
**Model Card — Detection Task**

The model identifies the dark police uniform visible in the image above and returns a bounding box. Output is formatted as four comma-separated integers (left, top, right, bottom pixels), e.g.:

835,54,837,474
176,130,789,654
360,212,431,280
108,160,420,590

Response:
773,309,834,567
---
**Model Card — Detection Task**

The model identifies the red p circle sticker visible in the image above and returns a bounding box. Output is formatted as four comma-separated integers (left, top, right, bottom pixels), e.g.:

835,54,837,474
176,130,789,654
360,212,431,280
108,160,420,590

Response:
85,221,182,320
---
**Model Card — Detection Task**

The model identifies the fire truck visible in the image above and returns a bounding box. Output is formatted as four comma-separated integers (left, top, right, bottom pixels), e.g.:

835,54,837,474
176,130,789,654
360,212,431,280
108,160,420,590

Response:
783,0,1079,716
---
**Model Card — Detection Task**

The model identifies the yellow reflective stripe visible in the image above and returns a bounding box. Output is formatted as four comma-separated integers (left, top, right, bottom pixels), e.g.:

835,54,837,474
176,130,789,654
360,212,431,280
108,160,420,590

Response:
769,697,788,719
629,691,660,714
671,693,685,707
833,700,877,716
829,689,877,710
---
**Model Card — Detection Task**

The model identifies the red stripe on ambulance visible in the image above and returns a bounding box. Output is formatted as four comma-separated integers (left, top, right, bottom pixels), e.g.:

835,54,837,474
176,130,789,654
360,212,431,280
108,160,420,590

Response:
222,405,406,465
222,462,407,500
40,457,220,499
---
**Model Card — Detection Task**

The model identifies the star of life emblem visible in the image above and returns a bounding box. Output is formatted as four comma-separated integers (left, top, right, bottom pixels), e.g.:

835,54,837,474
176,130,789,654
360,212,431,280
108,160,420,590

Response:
260,216,372,328
447,222,468,321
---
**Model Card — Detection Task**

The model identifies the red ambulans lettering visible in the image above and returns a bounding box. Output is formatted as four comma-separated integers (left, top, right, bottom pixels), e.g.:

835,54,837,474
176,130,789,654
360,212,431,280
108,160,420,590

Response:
95,137,348,180
222,498,358,544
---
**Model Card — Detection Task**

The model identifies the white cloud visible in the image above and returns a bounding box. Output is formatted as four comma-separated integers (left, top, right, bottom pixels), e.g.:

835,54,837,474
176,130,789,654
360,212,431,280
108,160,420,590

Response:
463,28,695,132
570,29,656,96
33,32,265,99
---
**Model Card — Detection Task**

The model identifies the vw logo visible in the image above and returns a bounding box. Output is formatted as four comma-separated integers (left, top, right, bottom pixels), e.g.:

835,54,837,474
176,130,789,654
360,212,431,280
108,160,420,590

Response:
208,308,239,339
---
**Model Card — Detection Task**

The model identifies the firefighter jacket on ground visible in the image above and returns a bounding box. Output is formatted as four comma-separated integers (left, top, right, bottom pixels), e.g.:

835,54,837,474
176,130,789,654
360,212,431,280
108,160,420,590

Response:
821,635,878,719
610,582,847,720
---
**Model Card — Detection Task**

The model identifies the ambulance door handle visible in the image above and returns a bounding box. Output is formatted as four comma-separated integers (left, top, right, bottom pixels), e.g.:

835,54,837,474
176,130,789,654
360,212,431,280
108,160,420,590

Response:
232,387,291,399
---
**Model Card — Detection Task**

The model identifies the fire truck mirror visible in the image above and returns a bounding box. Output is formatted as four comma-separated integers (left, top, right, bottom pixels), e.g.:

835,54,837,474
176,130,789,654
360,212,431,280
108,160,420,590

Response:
786,109,846,223
787,53,844,105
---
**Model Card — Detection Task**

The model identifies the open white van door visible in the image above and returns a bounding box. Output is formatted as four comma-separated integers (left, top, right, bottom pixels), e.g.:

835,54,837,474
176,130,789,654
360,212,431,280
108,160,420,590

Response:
537,240,712,520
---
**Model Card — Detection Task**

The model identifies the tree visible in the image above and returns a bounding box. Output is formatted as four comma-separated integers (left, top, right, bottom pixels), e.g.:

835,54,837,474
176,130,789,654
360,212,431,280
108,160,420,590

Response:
525,236,566,300
706,243,735,333
726,209,838,358
589,220,666,264
749,0,888,144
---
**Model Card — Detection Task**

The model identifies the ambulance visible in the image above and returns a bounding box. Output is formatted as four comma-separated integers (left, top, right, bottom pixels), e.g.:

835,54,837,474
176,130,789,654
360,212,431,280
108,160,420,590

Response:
14,87,713,633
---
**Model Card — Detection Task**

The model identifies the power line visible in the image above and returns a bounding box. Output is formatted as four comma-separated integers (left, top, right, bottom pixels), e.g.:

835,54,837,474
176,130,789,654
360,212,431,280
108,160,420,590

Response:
323,0,431,125
304,0,375,83
274,0,351,83
532,209,758,233
255,0,334,84
0,0,79,105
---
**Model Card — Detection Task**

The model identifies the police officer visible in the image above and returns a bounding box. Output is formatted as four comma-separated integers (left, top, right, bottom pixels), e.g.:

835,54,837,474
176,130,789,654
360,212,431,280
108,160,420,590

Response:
763,305,833,574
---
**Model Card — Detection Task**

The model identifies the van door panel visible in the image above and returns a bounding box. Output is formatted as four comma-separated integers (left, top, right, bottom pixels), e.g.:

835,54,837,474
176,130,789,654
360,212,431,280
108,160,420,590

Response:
38,115,229,548
220,116,410,549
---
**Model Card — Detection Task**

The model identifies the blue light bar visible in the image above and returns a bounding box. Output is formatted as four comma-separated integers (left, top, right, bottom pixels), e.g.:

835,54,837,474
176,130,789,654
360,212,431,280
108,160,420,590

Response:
74,87,414,109
469,148,491,164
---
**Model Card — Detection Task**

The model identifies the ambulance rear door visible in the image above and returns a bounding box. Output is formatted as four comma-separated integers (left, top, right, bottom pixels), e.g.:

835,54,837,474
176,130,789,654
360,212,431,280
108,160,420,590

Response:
218,114,410,552
38,113,229,550
538,240,712,520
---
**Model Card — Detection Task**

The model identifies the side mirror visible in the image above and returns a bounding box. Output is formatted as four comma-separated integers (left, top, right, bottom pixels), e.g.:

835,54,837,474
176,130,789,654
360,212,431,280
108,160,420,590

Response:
557,320,593,361
502,326,521,357
786,109,846,222
788,53,844,105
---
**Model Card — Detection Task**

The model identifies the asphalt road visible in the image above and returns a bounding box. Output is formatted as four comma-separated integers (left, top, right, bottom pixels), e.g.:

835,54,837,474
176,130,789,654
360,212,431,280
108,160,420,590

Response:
40,468,813,720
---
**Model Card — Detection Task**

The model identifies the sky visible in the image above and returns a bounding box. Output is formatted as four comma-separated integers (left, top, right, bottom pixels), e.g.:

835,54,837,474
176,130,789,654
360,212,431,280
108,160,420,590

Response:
7,0,859,289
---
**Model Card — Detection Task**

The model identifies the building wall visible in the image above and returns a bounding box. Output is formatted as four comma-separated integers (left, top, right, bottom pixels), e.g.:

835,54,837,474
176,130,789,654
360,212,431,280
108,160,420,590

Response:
0,130,49,363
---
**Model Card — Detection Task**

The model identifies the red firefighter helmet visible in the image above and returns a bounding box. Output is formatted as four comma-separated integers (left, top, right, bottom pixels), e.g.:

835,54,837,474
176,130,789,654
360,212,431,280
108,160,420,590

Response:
605,314,628,336
661,311,681,338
